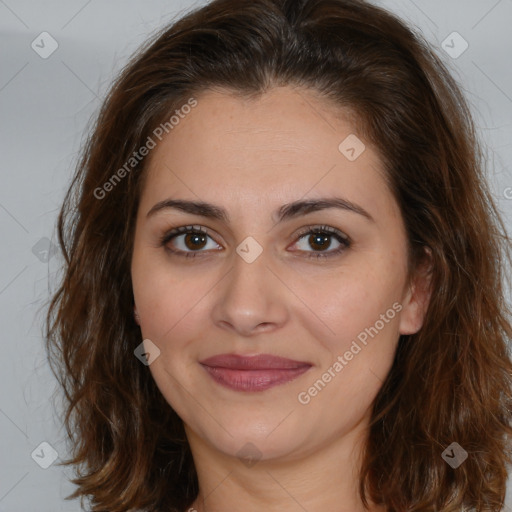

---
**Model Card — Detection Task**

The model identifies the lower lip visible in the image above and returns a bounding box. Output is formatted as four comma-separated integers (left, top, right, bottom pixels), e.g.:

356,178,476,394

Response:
201,365,311,392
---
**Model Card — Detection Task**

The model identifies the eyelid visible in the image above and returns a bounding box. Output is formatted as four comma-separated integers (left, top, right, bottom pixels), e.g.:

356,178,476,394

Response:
159,224,214,243
292,224,351,244
159,224,351,259
288,225,351,259
159,224,350,244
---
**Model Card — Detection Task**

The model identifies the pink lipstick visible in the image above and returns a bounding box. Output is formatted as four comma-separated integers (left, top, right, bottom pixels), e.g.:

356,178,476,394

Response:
199,353,312,392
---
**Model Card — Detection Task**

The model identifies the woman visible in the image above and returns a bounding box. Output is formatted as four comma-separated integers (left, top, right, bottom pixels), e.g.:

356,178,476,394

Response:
45,0,512,510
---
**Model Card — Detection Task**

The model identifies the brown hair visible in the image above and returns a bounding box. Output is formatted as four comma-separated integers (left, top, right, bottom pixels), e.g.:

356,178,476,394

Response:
45,0,512,510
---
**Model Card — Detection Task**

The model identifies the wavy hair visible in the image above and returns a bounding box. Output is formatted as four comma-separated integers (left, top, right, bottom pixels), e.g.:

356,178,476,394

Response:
45,0,512,510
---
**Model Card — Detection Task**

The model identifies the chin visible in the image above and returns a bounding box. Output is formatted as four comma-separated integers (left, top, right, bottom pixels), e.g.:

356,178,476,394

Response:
186,409,315,463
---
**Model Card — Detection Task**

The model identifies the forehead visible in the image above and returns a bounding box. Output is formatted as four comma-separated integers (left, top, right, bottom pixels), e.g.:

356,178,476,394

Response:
140,86,397,223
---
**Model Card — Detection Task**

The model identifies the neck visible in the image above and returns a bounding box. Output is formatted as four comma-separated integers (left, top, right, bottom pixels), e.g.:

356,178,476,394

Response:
185,419,386,512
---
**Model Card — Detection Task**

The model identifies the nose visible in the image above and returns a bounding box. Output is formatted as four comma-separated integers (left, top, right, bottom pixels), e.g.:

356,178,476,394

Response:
211,247,289,337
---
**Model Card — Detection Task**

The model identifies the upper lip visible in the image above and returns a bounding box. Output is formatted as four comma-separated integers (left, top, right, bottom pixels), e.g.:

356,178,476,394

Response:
199,353,311,370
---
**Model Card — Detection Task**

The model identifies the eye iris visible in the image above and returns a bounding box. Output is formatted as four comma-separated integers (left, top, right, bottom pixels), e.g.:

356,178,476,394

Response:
309,233,330,251
185,232,207,250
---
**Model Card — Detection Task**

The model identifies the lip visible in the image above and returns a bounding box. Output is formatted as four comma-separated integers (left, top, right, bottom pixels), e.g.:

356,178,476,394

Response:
199,353,312,392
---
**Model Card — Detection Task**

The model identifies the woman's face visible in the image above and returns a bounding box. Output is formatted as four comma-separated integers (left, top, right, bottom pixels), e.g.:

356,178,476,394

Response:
131,86,429,462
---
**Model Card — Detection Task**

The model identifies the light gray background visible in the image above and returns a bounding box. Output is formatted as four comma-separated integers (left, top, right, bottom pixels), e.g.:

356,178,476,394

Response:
1,1,511,511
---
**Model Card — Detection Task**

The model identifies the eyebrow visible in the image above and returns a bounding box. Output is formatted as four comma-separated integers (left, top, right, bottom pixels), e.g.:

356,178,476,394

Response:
146,197,374,223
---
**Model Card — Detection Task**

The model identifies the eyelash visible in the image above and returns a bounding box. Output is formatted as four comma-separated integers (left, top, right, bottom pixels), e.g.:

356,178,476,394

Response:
159,224,351,260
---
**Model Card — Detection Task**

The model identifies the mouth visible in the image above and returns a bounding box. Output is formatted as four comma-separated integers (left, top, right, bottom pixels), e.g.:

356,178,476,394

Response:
199,353,312,392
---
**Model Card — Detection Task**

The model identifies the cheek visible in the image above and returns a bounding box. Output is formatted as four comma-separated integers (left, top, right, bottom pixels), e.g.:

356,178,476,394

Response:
294,262,405,354
294,270,403,418
132,268,206,410
132,250,212,340
136,283,207,349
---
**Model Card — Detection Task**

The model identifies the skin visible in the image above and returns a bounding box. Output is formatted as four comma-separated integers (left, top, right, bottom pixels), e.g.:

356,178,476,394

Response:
131,85,431,512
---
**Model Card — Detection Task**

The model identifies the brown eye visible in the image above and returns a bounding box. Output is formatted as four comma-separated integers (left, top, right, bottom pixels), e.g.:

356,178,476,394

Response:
182,232,208,250
160,225,222,258
291,226,351,259
308,232,333,251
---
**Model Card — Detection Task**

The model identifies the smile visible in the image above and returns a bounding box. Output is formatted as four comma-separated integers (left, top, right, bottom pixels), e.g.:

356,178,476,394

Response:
199,353,312,392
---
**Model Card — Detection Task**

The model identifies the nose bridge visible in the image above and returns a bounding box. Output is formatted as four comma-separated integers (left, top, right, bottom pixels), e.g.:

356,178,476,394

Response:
225,243,271,309
211,240,288,334
234,237,271,288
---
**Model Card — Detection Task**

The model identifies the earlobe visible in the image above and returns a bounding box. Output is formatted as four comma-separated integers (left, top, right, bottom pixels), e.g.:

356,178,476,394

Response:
398,247,433,335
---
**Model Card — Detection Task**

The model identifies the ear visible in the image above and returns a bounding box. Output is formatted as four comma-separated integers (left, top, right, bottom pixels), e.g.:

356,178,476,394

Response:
398,247,433,335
